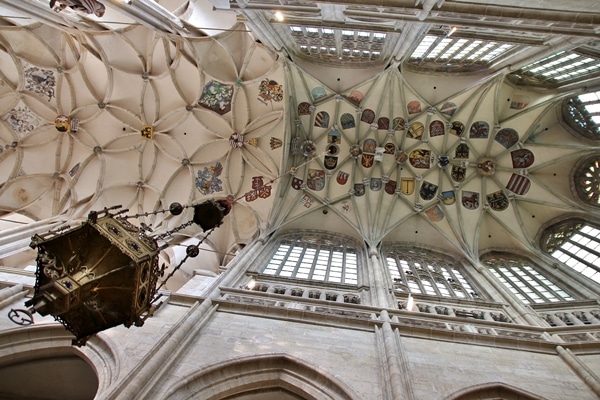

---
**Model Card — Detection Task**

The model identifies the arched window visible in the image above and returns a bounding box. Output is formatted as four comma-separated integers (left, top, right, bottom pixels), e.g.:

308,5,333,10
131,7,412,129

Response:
541,220,600,284
562,90,600,140
262,233,359,285
482,253,575,304
384,246,481,299
573,155,600,206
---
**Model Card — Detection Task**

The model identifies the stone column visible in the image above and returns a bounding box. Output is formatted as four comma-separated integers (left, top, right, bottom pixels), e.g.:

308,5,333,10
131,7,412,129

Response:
368,245,394,309
0,284,27,309
0,215,69,259
379,310,415,400
556,345,600,397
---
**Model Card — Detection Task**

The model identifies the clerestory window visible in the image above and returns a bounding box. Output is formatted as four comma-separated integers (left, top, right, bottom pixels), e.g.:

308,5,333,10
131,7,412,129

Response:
573,156,600,206
483,254,575,304
384,246,480,299
563,91,600,140
541,220,600,285
262,233,359,285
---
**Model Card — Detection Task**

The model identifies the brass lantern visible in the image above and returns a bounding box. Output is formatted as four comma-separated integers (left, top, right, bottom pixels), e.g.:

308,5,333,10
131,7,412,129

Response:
9,198,234,345
25,209,164,345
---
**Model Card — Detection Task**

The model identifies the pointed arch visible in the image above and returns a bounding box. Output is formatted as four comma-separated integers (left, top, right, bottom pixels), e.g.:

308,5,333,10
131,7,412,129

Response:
444,382,548,400
0,324,121,395
162,353,360,400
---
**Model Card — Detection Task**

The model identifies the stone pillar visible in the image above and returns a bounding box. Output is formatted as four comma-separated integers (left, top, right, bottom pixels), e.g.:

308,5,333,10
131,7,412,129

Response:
0,284,27,309
377,310,415,400
582,311,600,324
556,345,600,397
368,245,394,309
564,312,585,326
0,215,69,259
546,314,567,327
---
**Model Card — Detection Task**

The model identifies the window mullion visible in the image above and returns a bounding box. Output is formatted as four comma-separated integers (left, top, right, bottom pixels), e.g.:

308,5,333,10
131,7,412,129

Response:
515,265,560,303
493,267,532,303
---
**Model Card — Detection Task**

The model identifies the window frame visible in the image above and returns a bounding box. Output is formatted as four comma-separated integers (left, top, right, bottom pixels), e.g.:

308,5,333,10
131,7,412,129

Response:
260,232,362,286
483,252,576,304
383,245,483,300
540,219,600,285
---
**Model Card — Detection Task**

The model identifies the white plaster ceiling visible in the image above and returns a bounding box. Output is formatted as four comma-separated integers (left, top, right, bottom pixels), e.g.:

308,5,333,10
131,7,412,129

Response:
0,1,594,275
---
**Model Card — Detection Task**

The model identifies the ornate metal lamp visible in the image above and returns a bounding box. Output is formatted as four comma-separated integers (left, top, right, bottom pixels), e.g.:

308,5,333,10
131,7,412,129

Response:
8,198,232,345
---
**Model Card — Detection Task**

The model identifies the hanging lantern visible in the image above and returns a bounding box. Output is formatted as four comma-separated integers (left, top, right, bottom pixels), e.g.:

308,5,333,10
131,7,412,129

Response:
8,198,233,345
22,209,164,345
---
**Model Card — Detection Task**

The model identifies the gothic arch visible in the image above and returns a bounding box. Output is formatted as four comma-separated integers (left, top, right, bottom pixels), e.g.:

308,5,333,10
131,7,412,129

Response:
0,324,121,394
162,353,360,400
443,382,548,400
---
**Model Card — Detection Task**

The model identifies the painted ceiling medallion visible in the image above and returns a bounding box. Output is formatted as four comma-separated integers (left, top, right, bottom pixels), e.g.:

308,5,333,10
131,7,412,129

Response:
54,115,71,132
349,144,362,159
229,132,244,148
477,157,497,176
302,140,316,157
141,126,154,140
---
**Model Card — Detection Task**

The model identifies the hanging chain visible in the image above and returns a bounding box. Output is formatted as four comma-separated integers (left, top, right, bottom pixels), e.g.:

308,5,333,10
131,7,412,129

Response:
152,228,215,300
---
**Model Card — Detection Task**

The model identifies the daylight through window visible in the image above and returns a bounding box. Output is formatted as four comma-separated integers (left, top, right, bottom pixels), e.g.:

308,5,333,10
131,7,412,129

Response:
263,235,358,285
385,247,480,299
543,221,600,284
484,254,575,304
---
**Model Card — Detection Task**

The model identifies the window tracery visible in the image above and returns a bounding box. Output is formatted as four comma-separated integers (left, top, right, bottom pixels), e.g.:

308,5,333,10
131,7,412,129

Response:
573,156,600,206
541,220,600,284
384,246,480,300
262,233,359,285
563,91,600,140
483,253,575,304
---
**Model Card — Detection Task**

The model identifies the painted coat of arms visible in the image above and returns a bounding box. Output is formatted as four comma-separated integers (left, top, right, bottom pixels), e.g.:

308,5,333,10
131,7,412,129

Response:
487,190,509,211
307,169,325,191
511,149,534,168
336,171,349,185
420,181,438,201
451,166,466,182
199,81,233,115
407,122,424,140
385,180,397,195
462,191,479,210
24,66,55,101
354,183,365,196
440,190,455,205
449,121,465,136
455,143,470,159
401,178,415,195
429,120,445,137
244,176,272,201
292,177,303,190
257,78,283,105
470,121,489,139
341,113,355,129
370,178,383,191
425,205,444,222
409,149,431,169
362,138,376,168
196,162,224,195
506,173,531,195
495,128,519,149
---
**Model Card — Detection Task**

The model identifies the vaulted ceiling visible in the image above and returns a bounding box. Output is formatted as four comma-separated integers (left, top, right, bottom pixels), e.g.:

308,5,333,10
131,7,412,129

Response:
0,0,598,285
